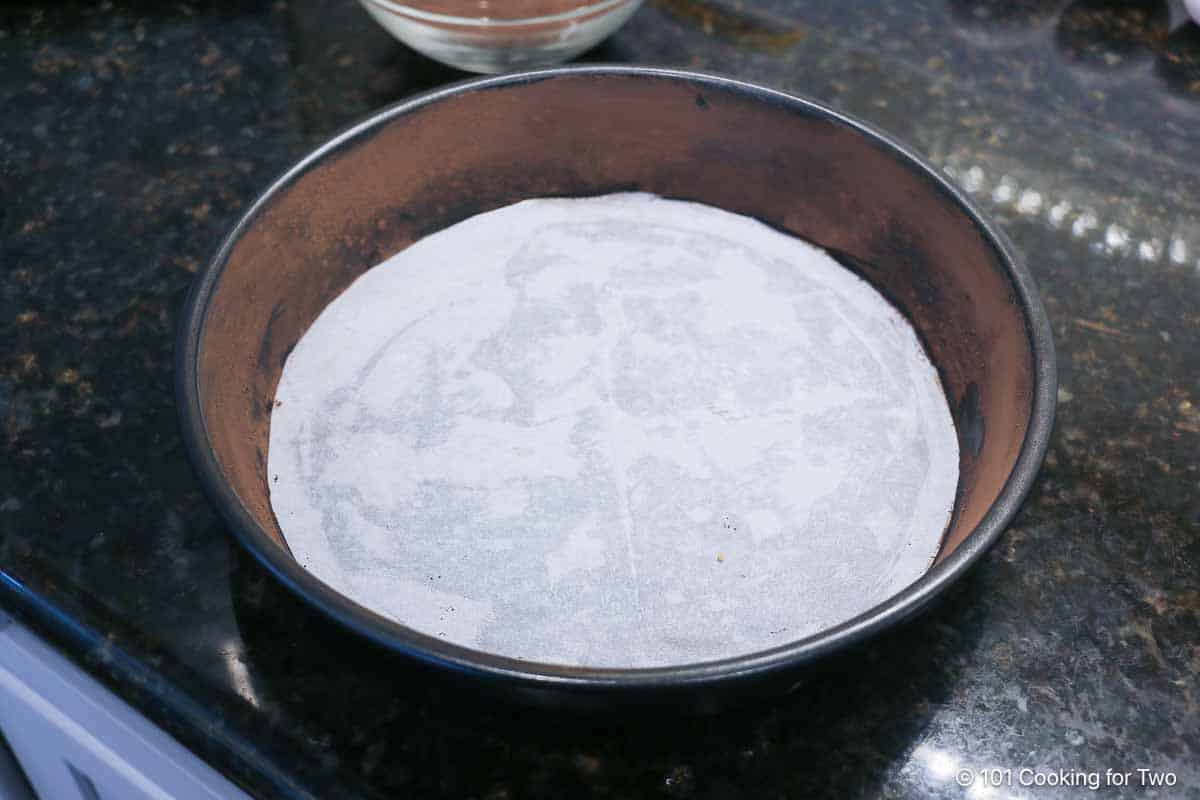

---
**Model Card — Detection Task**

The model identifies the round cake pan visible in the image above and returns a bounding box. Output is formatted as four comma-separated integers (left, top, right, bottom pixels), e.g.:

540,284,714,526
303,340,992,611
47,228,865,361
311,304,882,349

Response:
176,66,1055,703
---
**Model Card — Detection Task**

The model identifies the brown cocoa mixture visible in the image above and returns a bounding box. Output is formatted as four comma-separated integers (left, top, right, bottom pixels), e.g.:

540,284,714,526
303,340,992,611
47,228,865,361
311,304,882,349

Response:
402,0,623,20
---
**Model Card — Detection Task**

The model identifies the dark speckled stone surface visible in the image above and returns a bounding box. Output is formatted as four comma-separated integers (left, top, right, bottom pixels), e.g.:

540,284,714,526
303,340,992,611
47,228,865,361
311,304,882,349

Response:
2,1,1199,798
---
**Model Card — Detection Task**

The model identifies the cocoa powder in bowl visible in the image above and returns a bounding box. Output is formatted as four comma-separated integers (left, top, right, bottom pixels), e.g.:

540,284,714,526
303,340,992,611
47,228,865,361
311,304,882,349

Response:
359,0,643,72
405,0,618,19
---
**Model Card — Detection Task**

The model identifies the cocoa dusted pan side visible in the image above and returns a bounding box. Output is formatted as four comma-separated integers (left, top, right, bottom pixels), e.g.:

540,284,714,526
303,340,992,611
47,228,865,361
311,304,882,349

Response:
175,66,1055,701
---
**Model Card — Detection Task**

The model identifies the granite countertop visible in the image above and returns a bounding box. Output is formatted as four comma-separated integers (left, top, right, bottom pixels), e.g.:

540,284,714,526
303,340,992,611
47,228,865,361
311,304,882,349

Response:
2,1,1199,797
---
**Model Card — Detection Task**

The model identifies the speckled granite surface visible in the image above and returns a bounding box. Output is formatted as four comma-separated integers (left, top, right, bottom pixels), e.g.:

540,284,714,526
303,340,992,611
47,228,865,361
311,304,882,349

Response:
1,1,1198,798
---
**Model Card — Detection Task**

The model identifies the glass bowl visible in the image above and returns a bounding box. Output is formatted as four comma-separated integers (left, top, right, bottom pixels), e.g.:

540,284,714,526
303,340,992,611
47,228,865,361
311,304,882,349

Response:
358,0,645,73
